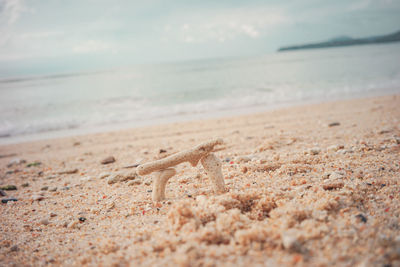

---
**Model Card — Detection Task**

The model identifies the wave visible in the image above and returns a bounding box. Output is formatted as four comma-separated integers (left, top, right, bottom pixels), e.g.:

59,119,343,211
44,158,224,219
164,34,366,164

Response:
0,70,111,85
1,82,399,140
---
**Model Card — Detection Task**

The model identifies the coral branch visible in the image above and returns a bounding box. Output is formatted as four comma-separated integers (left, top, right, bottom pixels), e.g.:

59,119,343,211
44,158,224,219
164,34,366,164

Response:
152,168,176,201
201,153,225,194
137,138,224,175
137,138,226,202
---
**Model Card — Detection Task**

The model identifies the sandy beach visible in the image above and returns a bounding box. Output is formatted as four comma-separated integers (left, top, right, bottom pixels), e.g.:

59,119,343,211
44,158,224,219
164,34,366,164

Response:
0,94,399,266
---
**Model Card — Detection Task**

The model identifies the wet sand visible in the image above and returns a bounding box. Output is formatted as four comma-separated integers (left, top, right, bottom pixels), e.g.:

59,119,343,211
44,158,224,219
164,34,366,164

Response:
0,94,399,266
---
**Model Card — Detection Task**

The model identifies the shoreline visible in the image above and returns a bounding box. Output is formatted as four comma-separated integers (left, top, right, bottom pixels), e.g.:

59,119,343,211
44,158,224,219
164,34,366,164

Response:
1,87,399,146
0,94,399,266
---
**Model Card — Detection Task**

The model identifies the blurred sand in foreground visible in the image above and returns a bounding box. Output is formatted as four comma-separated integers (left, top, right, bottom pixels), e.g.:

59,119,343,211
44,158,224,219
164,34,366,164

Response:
0,94,399,266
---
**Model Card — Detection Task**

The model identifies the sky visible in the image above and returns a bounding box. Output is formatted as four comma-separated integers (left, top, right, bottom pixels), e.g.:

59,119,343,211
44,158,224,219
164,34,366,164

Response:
0,0,400,76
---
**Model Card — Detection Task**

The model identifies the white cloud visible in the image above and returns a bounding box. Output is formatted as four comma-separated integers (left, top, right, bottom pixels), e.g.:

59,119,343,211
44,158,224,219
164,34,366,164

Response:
0,0,26,24
19,31,63,39
165,7,289,43
240,25,259,38
0,0,28,47
72,40,118,54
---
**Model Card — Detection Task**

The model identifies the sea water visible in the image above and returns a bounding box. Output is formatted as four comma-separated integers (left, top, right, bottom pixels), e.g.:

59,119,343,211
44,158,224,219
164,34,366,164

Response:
1,43,400,144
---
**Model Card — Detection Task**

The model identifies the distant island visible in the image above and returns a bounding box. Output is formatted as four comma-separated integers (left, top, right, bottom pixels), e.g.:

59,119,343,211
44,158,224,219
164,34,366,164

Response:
278,29,400,52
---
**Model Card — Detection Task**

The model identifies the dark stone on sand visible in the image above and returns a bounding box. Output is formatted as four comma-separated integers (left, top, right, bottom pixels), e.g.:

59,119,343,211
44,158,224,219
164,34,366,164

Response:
159,149,167,153
58,168,78,174
10,245,18,252
0,189,6,196
78,217,86,222
2,198,18,203
0,185,17,191
41,186,49,191
26,162,42,167
356,214,368,223
123,164,139,169
21,183,29,188
379,129,391,134
101,156,116,164
328,122,340,127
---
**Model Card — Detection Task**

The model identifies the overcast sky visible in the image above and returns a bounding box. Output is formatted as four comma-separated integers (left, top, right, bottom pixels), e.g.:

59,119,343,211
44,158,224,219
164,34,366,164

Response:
1,0,399,76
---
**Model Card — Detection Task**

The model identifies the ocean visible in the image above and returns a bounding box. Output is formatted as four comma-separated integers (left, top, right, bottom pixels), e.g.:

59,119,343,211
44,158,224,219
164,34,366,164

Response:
1,43,400,144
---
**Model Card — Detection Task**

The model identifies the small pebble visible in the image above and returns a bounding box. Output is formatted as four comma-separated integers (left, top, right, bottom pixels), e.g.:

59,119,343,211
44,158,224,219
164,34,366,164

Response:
322,172,331,179
127,180,142,186
329,171,344,180
61,186,70,190
327,144,344,152
235,155,252,163
2,198,18,203
41,219,50,225
338,149,354,154
241,166,248,174
328,122,340,127
107,202,115,210
58,169,78,175
310,147,321,155
80,176,93,182
49,187,57,192
178,177,189,183
41,186,49,191
394,136,400,144
50,212,57,217
107,174,123,184
120,172,137,182
99,172,111,179
78,217,86,222
0,189,6,196
159,149,167,153
123,164,140,169
21,183,29,188
379,129,391,134
323,181,344,190
101,156,115,165
0,185,17,191
10,245,18,252
26,161,41,167
356,214,367,223
32,195,45,201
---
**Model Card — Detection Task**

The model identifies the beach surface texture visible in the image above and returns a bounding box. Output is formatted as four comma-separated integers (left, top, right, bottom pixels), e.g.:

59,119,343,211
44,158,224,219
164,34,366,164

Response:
0,94,399,266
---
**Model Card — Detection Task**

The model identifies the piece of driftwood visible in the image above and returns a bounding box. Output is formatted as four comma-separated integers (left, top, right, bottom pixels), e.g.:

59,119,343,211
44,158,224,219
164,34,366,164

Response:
137,138,226,201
